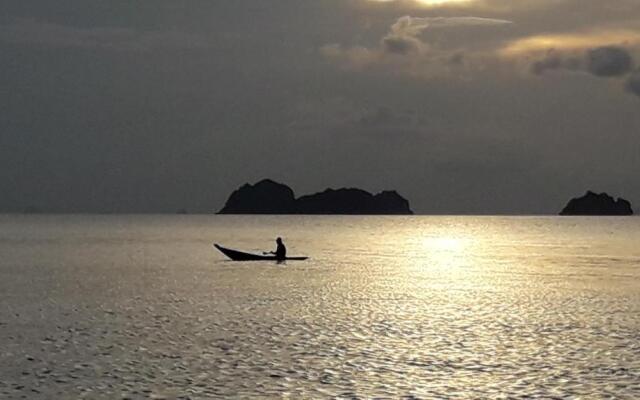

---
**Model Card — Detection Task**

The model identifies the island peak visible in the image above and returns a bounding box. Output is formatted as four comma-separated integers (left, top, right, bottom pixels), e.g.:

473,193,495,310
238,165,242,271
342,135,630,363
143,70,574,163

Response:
560,191,633,216
218,180,413,215
218,179,296,214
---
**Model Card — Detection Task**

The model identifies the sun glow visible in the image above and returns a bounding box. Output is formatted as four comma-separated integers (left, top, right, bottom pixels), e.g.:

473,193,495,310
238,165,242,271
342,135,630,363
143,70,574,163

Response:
424,237,465,252
372,0,474,5
421,236,470,258
416,0,472,4
418,235,471,270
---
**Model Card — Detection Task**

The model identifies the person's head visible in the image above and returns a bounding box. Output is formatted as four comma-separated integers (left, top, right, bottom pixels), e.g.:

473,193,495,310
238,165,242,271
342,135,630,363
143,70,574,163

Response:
276,237,282,244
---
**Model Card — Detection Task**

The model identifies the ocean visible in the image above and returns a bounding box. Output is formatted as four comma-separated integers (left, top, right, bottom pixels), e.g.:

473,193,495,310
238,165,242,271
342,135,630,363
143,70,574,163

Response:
1,215,639,398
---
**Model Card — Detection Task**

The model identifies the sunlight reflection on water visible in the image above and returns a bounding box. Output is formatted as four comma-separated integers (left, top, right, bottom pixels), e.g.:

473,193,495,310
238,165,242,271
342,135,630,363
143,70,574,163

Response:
1,215,640,398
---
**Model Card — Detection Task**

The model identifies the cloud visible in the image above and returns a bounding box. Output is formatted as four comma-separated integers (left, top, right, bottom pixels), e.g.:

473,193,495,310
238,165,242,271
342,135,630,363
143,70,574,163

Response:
381,34,423,54
626,69,640,98
530,46,635,77
0,18,209,51
501,30,640,56
320,43,380,70
586,46,633,77
530,50,581,75
524,43,639,99
323,14,512,76
379,16,510,56
389,15,512,37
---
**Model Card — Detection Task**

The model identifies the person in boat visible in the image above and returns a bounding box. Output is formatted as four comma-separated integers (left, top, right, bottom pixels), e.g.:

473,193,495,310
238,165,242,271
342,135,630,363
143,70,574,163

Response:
269,237,287,260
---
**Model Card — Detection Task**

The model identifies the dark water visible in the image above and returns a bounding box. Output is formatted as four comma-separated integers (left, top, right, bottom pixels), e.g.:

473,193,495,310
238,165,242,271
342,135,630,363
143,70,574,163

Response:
1,215,640,399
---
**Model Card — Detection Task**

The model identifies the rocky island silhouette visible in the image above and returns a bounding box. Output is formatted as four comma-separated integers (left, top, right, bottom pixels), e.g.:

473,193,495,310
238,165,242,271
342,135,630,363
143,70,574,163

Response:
218,179,413,215
560,191,633,215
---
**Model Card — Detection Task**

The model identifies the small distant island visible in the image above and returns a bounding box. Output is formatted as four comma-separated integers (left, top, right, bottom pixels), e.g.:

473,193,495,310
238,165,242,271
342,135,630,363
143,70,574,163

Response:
560,191,633,216
218,179,413,215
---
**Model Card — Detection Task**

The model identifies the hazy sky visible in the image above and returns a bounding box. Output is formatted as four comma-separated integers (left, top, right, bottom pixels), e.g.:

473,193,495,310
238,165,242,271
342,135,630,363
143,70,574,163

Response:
2,0,639,214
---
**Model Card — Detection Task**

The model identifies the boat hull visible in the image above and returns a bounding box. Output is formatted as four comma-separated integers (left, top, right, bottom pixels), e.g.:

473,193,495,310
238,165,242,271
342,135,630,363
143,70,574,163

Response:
214,244,308,261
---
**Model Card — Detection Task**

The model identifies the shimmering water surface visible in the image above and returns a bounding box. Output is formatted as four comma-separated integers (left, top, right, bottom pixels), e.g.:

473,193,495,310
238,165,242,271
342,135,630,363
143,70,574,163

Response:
1,215,640,399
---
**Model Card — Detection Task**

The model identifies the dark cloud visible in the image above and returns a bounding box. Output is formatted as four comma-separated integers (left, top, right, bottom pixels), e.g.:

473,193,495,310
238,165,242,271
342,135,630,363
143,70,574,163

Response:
586,46,634,77
531,50,581,75
626,69,640,97
531,52,562,75
381,34,422,55
448,52,465,66
531,46,635,82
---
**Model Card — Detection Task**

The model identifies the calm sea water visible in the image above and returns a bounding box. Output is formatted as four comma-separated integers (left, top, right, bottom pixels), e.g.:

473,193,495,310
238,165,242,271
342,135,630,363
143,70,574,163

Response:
1,215,640,399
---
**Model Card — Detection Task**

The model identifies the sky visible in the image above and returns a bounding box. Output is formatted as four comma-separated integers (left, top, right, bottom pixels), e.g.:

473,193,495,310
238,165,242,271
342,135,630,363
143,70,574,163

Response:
1,0,639,214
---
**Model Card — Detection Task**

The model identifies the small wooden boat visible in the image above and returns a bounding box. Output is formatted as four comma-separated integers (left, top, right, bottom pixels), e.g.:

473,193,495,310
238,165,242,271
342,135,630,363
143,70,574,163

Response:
214,244,308,261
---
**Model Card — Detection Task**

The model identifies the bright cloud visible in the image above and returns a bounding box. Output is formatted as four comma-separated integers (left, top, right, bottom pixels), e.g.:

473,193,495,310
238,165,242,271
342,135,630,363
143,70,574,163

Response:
321,14,512,76
390,16,512,36
500,30,640,57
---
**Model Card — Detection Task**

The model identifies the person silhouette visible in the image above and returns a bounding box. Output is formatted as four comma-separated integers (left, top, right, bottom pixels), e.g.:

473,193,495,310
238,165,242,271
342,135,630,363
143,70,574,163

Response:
271,237,286,260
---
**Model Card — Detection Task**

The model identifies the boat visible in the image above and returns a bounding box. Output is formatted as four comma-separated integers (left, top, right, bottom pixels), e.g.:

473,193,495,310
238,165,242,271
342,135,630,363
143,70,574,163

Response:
214,244,309,261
